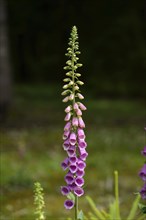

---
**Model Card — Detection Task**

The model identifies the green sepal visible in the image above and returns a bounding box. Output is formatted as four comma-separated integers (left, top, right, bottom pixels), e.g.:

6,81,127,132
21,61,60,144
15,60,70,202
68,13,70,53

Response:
78,210,84,220
67,192,75,201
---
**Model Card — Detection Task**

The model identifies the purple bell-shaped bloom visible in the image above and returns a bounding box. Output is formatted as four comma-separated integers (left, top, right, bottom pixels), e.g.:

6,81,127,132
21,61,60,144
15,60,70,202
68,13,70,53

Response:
139,164,146,181
141,146,146,156
64,200,74,209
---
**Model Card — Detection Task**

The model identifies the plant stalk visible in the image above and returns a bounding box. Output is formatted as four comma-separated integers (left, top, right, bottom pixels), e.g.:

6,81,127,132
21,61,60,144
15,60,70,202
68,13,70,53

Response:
75,195,78,220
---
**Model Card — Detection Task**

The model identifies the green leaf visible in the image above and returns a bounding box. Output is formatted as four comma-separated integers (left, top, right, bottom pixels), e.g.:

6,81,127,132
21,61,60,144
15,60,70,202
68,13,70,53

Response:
67,192,75,201
78,210,84,220
127,194,141,220
138,203,146,214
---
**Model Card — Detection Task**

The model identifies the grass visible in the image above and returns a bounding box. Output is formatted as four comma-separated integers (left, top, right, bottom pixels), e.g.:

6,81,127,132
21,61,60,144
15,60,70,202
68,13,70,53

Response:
0,84,146,219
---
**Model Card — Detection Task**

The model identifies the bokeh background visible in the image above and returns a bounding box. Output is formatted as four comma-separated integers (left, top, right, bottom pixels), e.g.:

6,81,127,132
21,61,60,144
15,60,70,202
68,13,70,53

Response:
0,0,146,219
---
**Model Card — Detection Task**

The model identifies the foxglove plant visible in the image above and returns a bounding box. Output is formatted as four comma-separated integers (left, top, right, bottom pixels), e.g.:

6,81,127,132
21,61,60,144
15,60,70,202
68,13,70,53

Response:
61,26,88,218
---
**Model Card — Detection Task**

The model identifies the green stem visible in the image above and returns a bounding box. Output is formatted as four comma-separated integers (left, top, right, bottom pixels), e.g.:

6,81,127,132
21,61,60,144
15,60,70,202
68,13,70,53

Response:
75,195,78,220
114,171,121,220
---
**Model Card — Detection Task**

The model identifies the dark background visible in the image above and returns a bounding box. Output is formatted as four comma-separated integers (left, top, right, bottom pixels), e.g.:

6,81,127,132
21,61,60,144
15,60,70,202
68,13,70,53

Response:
6,0,146,97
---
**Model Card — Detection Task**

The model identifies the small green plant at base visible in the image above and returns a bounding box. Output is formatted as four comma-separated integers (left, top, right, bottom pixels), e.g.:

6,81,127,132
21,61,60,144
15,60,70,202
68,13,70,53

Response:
34,182,45,220
86,171,145,220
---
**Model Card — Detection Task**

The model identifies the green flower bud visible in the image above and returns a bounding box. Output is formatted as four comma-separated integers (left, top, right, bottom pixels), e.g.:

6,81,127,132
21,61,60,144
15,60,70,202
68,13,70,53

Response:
61,90,70,96
69,81,74,86
66,72,72,77
66,60,72,66
63,84,69,89
77,81,84,85
64,66,71,70
63,78,70,82
75,73,81,77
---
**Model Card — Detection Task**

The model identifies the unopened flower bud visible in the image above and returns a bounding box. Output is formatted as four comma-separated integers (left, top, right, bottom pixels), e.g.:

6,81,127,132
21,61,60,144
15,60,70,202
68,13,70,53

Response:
77,81,84,86
74,85,79,90
63,78,70,82
63,84,69,89
62,96,69,103
69,93,74,100
77,93,84,99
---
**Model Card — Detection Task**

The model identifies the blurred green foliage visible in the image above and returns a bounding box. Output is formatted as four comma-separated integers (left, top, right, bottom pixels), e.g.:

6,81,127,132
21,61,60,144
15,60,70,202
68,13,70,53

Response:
7,0,146,96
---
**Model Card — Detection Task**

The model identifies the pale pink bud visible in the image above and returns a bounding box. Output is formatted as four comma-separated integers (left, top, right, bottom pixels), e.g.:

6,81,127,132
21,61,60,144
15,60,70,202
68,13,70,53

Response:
64,112,71,121
72,117,78,127
78,102,87,111
69,93,74,100
77,93,84,99
64,122,71,131
62,96,69,102
73,103,79,110
78,117,85,128
76,108,82,116
65,105,71,113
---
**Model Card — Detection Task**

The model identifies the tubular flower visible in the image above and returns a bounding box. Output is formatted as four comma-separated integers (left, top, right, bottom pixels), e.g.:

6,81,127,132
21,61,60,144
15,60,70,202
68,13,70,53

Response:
139,128,146,200
61,26,87,209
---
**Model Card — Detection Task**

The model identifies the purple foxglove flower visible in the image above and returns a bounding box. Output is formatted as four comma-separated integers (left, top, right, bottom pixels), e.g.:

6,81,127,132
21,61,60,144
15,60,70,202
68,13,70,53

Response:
78,102,87,111
68,182,77,190
75,177,84,187
65,172,74,184
67,146,76,157
69,132,77,145
61,186,70,196
64,112,71,121
76,108,82,116
78,128,85,139
64,122,71,131
69,156,77,164
74,187,84,197
65,105,71,113
63,130,70,140
72,117,79,127
77,93,84,100
141,146,146,156
78,140,87,149
77,159,86,170
62,96,69,102
76,169,85,177
78,117,85,128
140,184,146,200
73,103,79,110
139,164,146,181
61,158,69,170
63,140,70,151
64,200,74,209
79,148,88,161
69,164,78,173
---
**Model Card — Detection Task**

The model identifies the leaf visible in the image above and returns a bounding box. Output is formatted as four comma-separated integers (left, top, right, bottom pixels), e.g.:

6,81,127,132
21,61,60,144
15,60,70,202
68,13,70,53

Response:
78,210,84,220
67,192,75,201
127,194,141,220
138,203,146,214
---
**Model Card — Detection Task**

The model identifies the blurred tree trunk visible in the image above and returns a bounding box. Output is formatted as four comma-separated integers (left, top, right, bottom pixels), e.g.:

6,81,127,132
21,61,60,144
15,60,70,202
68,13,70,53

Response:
0,0,12,122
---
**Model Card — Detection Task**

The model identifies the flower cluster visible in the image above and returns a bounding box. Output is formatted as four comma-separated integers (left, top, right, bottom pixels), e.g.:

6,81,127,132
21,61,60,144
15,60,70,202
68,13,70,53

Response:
139,145,146,200
61,26,88,210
